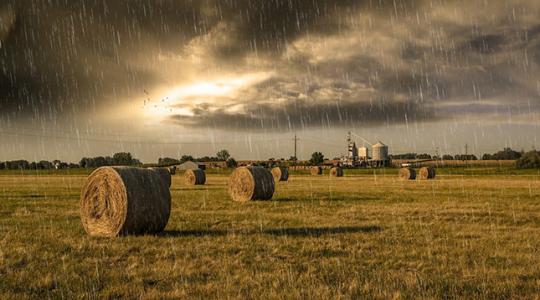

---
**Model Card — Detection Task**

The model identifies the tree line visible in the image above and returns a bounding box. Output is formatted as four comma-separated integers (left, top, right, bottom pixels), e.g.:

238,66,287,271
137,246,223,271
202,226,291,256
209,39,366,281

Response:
0,160,79,170
2,148,539,170
390,148,525,161
0,152,142,170
157,149,238,168
79,152,142,168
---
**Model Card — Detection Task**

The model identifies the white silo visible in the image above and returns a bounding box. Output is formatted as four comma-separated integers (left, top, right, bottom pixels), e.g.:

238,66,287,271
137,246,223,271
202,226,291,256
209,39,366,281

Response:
358,146,369,160
372,141,389,161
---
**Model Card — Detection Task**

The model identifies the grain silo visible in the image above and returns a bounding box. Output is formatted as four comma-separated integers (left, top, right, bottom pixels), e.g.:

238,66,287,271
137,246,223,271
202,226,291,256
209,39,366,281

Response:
358,147,369,160
371,141,389,161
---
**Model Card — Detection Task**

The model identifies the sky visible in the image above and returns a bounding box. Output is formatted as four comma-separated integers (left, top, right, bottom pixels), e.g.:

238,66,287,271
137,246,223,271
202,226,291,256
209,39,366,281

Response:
1,0,539,163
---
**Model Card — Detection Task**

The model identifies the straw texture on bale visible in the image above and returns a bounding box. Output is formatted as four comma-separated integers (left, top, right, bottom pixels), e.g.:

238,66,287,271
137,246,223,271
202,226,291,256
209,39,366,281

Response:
228,166,275,202
80,167,171,237
185,168,206,185
271,166,289,182
330,167,344,177
398,168,416,180
311,166,323,176
418,166,436,180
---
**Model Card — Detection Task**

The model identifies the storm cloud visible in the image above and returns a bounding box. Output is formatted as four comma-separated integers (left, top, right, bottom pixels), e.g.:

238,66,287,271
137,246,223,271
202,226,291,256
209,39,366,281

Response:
1,0,540,130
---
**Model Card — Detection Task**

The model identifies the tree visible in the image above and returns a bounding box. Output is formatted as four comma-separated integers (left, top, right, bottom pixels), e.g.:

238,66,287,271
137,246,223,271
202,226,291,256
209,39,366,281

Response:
38,160,53,169
226,158,238,168
416,153,432,160
516,151,540,169
79,158,89,168
94,156,106,167
442,154,454,160
216,149,231,161
455,154,477,161
113,152,133,166
390,153,417,160
482,153,493,160
486,148,522,160
309,152,325,166
6,160,29,170
180,155,194,162
158,157,180,166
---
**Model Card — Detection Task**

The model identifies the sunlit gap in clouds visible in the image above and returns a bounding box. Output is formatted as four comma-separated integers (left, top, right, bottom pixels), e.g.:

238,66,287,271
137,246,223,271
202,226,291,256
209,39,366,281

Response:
141,72,273,122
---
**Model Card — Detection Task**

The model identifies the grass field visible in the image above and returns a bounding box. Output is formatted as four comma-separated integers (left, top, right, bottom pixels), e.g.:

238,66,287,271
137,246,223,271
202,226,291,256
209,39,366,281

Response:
1,168,540,298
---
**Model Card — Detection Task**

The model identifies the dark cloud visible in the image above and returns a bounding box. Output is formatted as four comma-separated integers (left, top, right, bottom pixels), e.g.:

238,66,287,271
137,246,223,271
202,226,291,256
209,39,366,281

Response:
169,97,435,131
1,0,540,131
0,0,387,121
0,0,216,119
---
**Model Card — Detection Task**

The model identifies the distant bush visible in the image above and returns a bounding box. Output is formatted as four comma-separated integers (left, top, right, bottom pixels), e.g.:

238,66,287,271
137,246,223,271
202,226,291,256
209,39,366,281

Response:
442,155,454,160
416,153,432,159
216,149,231,161
482,148,522,160
80,152,141,168
309,152,325,166
158,157,180,166
454,154,478,161
226,158,238,168
391,153,417,160
516,151,540,169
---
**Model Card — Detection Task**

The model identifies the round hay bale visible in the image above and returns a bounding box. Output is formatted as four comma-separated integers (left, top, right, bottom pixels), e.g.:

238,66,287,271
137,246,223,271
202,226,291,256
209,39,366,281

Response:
418,166,436,180
310,166,323,176
149,167,172,187
228,166,275,202
398,167,416,180
271,166,289,182
80,167,171,237
330,166,344,177
185,168,206,185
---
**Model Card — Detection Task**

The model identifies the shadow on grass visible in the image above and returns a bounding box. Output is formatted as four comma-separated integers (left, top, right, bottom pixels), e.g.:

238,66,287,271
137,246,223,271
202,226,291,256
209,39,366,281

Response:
263,225,382,237
162,225,382,237
273,196,381,202
160,229,228,237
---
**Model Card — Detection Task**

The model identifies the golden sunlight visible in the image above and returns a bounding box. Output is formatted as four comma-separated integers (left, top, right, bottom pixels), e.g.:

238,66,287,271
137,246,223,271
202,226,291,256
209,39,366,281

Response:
142,72,272,120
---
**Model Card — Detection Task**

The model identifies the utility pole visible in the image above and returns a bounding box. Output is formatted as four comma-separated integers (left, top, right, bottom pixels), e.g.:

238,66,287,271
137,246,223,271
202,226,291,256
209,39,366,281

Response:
292,134,299,160
465,143,469,160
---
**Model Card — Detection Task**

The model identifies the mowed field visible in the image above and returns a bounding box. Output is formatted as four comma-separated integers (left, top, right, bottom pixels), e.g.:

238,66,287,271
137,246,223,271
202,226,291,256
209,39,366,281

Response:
1,169,540,299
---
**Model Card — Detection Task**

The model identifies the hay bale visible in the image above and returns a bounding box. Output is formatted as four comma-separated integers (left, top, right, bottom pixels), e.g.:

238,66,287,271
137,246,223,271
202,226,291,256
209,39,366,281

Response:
228,166,274,202
310,166,323,176
80,167,171,237
271,166,289,182
418,166,436,180
398,167,416,180
330,166,344,177
185,168,206,185
149,167,172,187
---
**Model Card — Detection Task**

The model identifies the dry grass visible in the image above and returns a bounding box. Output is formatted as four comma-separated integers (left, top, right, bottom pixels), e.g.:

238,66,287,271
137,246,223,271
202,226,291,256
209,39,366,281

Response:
1,170,540,298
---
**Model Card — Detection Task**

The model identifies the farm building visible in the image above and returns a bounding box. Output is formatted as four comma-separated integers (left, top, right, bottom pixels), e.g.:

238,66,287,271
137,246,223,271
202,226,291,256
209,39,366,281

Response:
176,161,206,170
